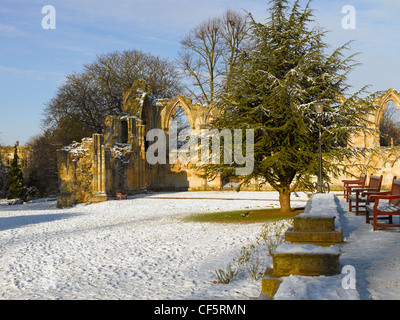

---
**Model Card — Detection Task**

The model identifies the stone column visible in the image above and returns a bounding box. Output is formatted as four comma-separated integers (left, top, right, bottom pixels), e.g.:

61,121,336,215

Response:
136,122,146,190
128,117,136,145
92,134,108,203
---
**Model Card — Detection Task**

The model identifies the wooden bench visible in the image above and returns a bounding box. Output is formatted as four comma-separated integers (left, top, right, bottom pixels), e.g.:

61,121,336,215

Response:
113,190,128,200
366,177,400,231
348,174,383,215
343,174,366,202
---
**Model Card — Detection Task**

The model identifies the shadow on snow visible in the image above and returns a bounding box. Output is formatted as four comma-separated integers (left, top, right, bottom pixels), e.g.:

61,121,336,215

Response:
0,212,82,231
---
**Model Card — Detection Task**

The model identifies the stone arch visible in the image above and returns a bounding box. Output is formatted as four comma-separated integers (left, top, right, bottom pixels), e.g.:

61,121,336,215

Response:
374,89,400,147
374,89,400,125
160,95,198,132
159,95,222,135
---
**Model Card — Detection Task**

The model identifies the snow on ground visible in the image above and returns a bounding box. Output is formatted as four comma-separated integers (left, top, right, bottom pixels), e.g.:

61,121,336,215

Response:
274,195,400,300
0,191,307,300
338,198,400,300
1,191,400,300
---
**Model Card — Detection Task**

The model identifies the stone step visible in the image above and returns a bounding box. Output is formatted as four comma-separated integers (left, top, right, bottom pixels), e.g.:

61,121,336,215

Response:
271,244,340,277
261,266,282,300
259,194,343,299
293,216,336,231
285,227,343,246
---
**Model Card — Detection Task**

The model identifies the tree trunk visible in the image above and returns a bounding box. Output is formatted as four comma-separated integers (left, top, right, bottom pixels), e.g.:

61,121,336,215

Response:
279,189,291,214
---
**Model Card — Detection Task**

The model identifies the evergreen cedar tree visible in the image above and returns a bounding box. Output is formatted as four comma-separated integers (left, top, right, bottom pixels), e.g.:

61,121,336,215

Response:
7,145,25,200
201,0,379,213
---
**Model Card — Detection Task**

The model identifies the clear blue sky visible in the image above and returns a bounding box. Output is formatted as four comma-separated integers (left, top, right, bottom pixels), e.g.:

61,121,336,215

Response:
0,0,399,146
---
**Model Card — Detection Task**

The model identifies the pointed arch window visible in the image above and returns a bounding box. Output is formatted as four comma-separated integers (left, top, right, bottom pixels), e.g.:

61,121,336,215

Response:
379,100,400,147
121,120,128,144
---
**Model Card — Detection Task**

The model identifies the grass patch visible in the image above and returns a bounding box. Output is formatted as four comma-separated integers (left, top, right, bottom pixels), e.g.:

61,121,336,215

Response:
182,207,303,224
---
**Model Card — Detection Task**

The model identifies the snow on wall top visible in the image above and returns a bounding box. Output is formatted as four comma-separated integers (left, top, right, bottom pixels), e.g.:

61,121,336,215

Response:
273,243,340,255
59,137,93,156
297,193,340,223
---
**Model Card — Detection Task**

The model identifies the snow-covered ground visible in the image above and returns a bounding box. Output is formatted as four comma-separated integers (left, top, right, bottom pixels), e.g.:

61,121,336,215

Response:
0,191,306,300
0,191,399,300
338,199,400,300
272,195,400,300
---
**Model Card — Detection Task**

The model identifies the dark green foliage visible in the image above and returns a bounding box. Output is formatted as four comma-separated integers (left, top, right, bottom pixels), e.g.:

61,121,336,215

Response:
0,158,10,199
7,145,25,200
201,0,379,212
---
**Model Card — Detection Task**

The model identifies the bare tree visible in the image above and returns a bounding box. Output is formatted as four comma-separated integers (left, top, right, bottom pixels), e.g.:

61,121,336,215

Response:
178,9,249,105
25,133,60,196
179,17,222,105
220,9,249,92
43,49,182,135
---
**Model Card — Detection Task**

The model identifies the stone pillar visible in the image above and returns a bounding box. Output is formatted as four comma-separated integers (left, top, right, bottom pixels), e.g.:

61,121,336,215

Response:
92,134,108,203
136,123,146,189
128,117,136,145
104,115,120,147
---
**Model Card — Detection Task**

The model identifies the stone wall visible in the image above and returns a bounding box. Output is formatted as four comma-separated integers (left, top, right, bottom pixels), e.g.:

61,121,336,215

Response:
328,147,400,190
57,133,148,208
57,80,225,207
56,85,400,207
57,138,95,207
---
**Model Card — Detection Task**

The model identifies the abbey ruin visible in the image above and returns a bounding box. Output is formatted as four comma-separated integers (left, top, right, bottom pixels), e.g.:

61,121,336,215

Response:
56,80,222,207
56,82,400,208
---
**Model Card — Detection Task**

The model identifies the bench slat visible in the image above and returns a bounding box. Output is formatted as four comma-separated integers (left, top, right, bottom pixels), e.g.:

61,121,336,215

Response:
366,203,400,213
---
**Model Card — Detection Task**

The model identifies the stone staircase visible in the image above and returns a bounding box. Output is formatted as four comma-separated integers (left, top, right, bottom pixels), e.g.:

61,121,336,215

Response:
261,193,343,299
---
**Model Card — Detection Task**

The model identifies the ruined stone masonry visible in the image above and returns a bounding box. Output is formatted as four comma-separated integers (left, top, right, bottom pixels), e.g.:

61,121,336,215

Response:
56,85,400,207
331,89,400,190
56,80,223,207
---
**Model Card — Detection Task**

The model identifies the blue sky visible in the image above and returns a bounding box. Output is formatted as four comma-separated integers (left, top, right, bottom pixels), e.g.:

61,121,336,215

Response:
0,0,399,146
